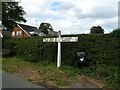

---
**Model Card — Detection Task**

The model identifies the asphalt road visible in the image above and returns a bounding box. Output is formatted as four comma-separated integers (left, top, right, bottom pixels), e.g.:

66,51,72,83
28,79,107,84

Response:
2,72,44,88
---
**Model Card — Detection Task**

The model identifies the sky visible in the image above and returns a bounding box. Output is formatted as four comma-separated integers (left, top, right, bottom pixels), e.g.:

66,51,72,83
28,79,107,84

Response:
13,0,120,34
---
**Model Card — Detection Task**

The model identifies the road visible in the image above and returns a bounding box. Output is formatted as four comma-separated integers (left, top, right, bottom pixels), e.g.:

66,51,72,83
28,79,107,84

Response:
2,72,44,88
1,72,102,89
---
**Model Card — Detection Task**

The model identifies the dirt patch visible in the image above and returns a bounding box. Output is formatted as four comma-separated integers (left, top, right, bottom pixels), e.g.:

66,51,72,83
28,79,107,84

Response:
81,75,105,88
14,68,104,88
14,68,38,79
32,81,58,88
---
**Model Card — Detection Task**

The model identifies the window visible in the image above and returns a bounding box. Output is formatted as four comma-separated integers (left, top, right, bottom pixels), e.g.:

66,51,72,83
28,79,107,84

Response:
12,32,15,36
16,31,21,36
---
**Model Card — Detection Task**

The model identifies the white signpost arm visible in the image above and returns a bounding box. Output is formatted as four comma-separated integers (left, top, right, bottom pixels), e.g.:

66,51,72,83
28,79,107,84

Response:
57,31,61,68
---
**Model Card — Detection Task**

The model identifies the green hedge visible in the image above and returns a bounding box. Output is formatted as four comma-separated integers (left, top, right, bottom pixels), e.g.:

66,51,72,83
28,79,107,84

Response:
111,28,120,38
2,34,119,66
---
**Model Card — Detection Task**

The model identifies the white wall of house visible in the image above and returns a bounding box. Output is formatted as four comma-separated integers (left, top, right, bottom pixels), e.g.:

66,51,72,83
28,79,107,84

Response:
29,31,35,35
39,32,45,36
29,31,45,36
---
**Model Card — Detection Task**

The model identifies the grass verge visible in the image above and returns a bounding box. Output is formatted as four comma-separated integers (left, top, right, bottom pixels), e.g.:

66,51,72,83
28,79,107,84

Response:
2,57,116,89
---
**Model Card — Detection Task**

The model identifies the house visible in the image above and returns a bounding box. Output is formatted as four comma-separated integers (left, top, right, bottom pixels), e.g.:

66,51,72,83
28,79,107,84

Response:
0,23,12,38
48,29,58,36
2,30,11,37
0,26,11,38
12,23,45,38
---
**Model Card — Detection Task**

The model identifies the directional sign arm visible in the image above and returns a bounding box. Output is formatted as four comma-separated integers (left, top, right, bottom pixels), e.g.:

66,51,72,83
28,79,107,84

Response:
61,37,78,42
43,38,58,42
43,37,78,42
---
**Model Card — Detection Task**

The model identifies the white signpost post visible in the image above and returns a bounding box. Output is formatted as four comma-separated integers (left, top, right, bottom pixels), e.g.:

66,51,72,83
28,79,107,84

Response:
43,31,78,68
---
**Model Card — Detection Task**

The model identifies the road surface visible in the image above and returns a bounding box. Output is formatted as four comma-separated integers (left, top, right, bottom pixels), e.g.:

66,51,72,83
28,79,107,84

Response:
2,72,44,88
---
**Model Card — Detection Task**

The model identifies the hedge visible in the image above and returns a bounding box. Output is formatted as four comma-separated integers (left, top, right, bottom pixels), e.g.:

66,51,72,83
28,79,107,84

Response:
2,34,119,66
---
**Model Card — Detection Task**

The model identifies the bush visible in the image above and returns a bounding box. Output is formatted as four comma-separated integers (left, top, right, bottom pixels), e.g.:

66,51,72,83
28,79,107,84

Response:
2,34,119,67
111,28,120,38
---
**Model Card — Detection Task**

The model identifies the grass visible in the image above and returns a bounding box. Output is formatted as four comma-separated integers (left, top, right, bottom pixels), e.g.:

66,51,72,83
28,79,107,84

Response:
3,57,33,73
2,56,115,88
2,57,76,87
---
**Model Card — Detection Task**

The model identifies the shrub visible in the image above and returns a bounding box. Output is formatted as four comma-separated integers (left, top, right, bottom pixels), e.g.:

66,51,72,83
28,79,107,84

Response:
111,28,120,38
2,34,119,67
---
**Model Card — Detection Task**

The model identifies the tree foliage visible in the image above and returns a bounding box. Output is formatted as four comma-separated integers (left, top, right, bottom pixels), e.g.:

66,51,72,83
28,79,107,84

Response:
111,28,120,38
90,26,104,34
0,1,2,20
2,2,26,31
39,22,53,34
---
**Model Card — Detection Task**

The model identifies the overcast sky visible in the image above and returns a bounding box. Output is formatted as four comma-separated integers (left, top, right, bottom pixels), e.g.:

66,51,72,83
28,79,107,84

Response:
16,0,119,34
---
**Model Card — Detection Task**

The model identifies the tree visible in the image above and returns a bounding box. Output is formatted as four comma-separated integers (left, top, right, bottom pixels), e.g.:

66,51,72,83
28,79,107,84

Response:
0,1,2,20
111,28,120,38
90,26,104,34
2,2,26,31
39,22,53,34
